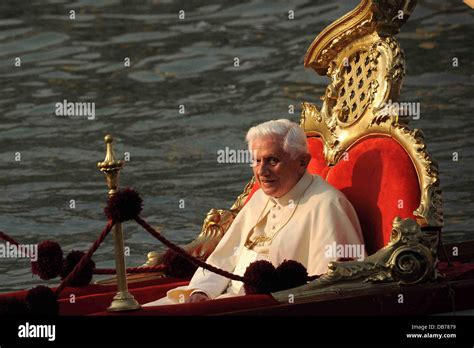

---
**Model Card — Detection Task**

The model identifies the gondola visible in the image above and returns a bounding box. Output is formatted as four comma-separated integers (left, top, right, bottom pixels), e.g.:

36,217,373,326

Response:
1,0,473,318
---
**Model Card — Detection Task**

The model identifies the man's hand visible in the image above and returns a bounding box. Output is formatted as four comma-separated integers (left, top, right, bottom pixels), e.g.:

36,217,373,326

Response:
187,292,210,303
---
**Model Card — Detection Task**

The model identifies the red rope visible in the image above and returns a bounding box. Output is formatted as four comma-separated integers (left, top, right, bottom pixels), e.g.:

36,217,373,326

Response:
93,265,166,274
135,216,246,282
55,220,114,295
0,231,20,246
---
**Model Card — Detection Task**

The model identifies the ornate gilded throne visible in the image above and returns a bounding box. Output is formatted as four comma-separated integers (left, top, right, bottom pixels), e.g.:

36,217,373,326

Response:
144,0,444,303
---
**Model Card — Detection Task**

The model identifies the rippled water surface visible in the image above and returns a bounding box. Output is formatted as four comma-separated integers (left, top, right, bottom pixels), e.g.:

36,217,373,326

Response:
0,0,473,291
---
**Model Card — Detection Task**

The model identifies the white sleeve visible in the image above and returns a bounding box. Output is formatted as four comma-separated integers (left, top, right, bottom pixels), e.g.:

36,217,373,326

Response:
185,206,248,299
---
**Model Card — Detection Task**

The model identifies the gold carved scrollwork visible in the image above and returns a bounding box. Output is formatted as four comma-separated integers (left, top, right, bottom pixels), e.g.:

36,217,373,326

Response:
304,0,417,75
183,208,237,260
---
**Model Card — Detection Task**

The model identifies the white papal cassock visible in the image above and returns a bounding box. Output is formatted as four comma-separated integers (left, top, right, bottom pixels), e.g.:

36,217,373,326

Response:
144,172,364,306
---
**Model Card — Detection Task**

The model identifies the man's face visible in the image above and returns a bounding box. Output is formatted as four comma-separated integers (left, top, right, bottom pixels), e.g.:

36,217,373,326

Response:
250,136,309,198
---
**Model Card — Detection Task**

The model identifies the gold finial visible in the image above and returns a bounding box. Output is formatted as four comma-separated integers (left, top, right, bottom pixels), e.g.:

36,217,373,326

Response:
97,134,125,196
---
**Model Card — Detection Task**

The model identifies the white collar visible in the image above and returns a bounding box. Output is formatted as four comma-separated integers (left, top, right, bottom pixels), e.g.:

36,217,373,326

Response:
267,171,313,207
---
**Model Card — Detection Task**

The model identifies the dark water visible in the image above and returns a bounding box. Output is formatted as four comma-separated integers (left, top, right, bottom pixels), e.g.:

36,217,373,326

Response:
0,0,472,292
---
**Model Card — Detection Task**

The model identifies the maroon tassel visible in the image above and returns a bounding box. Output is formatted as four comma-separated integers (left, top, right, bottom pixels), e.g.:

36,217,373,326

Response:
31,241,63,280
243,259,310,294
275,260,308,291
61,250,95,286
243,260,278,294
104,188,143,222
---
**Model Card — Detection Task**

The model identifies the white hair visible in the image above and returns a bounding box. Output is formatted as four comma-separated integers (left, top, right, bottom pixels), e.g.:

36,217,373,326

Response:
246,119,309,159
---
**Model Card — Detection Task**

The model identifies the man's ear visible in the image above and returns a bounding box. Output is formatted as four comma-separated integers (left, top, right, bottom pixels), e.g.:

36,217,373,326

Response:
300,153,311,168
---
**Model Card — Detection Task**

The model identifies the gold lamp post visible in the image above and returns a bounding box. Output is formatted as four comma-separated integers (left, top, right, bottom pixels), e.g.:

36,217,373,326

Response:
97,134,141,312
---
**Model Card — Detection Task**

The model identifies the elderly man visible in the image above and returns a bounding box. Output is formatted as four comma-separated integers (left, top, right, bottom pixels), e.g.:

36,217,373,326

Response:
144,119,364,306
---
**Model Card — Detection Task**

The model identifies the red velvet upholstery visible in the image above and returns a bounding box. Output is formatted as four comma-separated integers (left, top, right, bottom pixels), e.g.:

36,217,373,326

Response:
306,136,330,177
325,136,420,254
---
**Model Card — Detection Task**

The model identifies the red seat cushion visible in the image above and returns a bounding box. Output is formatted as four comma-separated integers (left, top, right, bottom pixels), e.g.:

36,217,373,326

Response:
325,136,420,254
